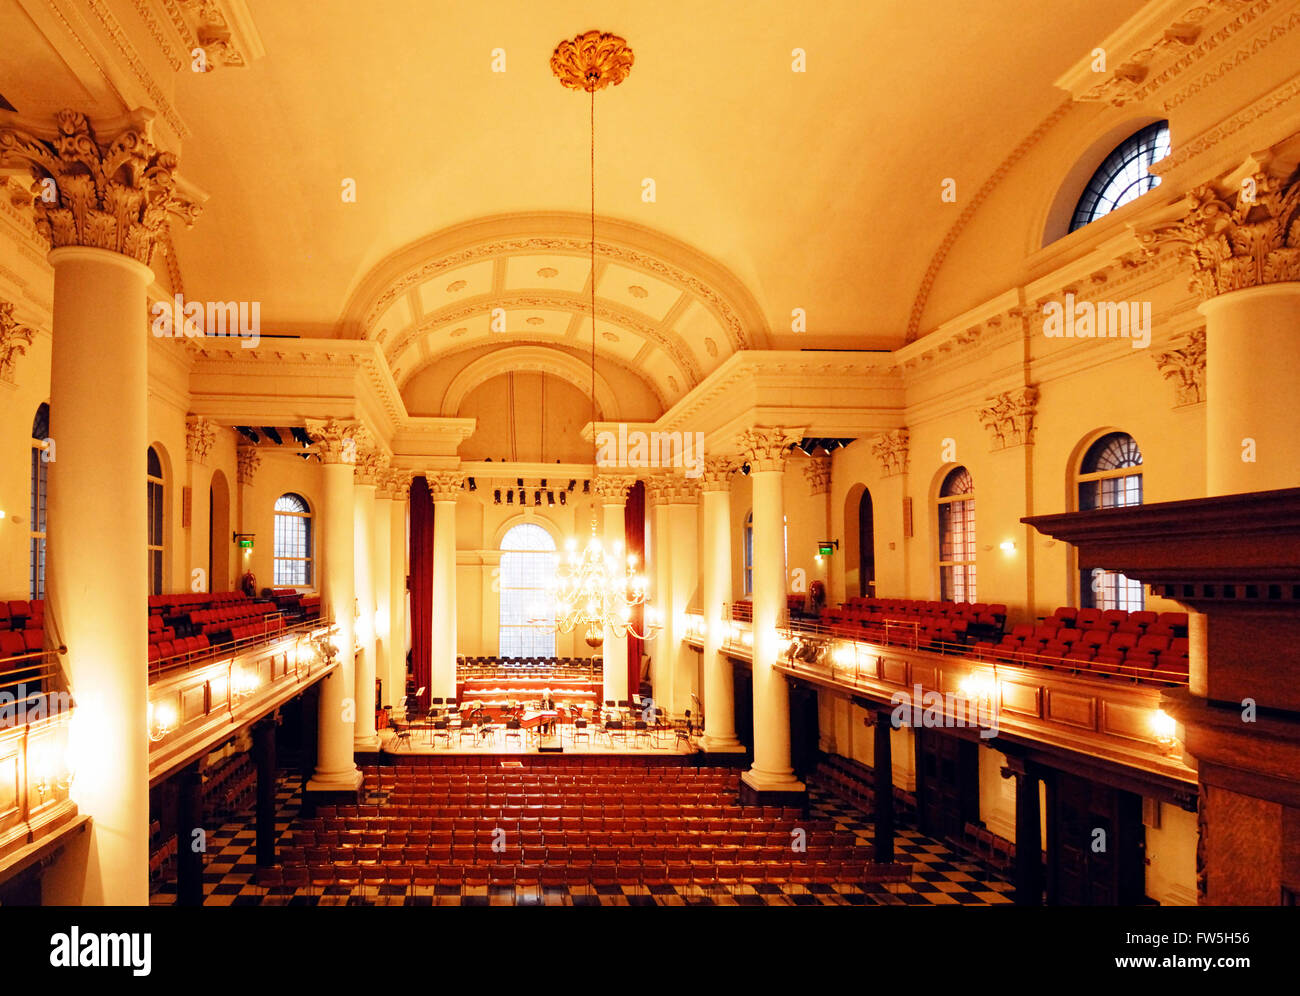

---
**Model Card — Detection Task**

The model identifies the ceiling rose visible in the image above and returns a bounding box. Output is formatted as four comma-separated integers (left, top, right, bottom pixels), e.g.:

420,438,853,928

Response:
550,30,634,92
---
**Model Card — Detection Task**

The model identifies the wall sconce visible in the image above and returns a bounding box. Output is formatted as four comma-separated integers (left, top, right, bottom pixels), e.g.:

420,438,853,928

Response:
148,700,178,742
232,664,260,701
1151,709,1178,752
999,540,1017,553
29,743,75,798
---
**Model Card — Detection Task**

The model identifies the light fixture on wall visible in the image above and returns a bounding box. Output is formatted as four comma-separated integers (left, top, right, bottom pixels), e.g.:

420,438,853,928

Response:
542,29,659,651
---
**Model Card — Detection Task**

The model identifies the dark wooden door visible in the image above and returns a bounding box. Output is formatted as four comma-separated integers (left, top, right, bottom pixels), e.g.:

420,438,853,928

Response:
915,729,978,842
1048,771,1146,905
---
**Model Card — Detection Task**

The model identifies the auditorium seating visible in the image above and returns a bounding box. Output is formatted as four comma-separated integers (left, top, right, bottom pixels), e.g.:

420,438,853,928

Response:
0,599,43,632
974,607,1189,684
818,597,1007,651
277,759,912,899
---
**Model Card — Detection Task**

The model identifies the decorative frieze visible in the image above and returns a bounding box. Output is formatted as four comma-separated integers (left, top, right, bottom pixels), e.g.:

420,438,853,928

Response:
235,443,260,485
184,414,216,465
1152,328,1207,406
0,110,201,265
978,387,1040,450
0,301,36,385
735,426,802,473
871,429,910,478
1137,160,1300,299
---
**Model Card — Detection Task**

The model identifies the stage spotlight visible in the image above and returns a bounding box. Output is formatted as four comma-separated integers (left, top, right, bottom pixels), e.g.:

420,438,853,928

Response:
517,478,523,487
568,480,576,491
467,477,477,491
583,480,590,494
506,490,514,504
540,479,547,488
518,489,526,504
548,491,555,505
559,492,567,506
494,489,502,505
534,491,542,506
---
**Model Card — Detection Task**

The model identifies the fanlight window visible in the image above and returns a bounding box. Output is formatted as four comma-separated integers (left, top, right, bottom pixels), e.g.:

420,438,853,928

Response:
1078,432,1144,610
499,523,558,658
938,467,976,603
1069,122,1171,233
274,493,313,586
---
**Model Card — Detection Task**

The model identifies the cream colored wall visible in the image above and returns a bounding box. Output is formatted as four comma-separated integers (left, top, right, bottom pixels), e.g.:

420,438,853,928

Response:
1144,802,1198,906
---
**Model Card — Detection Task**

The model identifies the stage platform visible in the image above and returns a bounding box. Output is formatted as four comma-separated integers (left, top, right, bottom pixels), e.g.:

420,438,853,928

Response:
380,724,700,758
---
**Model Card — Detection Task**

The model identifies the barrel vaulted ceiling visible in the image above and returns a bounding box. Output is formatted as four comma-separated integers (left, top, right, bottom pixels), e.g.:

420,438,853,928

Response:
0,0,1150,420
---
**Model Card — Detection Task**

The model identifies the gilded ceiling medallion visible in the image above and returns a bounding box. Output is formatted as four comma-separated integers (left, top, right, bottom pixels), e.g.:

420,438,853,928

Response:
551,31,634,92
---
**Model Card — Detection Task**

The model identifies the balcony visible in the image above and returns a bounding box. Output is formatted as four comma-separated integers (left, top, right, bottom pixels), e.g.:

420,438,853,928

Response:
683,613,1196,789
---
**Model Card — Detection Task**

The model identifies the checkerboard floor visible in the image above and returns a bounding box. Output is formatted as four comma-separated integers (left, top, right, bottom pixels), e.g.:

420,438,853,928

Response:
149,776,1014,906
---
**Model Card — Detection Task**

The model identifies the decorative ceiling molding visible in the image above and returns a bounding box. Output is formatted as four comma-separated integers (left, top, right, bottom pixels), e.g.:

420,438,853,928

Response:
436,344,624,420
386,288,701,386
81,0,189,137
550,31,634,92
163,0,266,71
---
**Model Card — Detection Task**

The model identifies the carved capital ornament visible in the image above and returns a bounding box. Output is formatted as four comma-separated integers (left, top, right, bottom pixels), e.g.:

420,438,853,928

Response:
0,110,201,265
871,429,910,478
305,418,368,466
735,427,802,473
185,415,216,465
0,302,36,385
1152,328,1207,406
978,387,1040,450
700,457,738,493
593,474,637,503
235,443,260,485
427,471,464,503
805,454,832,496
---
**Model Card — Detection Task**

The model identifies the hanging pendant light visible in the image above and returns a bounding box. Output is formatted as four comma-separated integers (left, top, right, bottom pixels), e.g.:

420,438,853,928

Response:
540,30,660,648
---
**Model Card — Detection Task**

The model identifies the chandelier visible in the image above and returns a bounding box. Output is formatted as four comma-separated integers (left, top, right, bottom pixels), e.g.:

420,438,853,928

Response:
547,523,659,647
540,30,660,650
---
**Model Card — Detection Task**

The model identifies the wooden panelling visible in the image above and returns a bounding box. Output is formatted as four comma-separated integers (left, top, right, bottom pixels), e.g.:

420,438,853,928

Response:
1046,689,1098,731
0,753,18,818
880,657,908,686
910,662,940,690
1000,680,1042,719
1101,700,1161,745
181,686,206,723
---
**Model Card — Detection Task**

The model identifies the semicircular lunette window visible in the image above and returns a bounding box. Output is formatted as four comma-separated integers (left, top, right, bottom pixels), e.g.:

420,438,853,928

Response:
1069,121,1171,233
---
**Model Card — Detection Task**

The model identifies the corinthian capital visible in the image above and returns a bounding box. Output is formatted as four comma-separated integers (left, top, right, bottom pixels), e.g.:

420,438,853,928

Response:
0,110,201,265
427,470,464,502
593,473,636,503
700,456,738,493
1136,159,1300,299
643,473,673,505
735,427,802,473
185,415,217,465
871,429,909,477
378,467,413,500
1152,328,1206,407
353,446,388,487
805,454,832,496
305,418,369,465
978,386,1039,450
236,443,260,485
0,301,36,385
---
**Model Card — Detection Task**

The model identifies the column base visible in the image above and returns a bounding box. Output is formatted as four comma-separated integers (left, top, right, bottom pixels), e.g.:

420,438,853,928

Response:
304,768,363,805
701,736,747,754
354,735,381,752
740,769,806,808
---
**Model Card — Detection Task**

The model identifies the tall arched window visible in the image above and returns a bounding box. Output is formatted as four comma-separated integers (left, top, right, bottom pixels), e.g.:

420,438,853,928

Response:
938,467,976,602
30,404,49,600
1069,121,1171,233
1078,432,1144,610
742,511,788,596
499,523,557,658
273,493,313,586
147,446,165,595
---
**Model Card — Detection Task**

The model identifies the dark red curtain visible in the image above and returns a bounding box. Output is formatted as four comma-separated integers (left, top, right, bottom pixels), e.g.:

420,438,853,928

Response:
409,475,434,712
625,480,646,699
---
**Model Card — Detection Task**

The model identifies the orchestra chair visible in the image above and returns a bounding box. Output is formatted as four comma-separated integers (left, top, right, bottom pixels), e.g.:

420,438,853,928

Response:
431,719,450,749
504,719,523,750
572,718,590,748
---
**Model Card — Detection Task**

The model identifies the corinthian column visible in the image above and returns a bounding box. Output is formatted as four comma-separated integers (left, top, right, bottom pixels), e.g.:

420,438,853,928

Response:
594,474,637,705
737,426,806,801
700,457,743,752
1,109,200,905
428,470,463,702
384,470,413,713
644,475,674,712
303,418,364,796
666,476,700,718
1139,157,1300,495
352,445,383,750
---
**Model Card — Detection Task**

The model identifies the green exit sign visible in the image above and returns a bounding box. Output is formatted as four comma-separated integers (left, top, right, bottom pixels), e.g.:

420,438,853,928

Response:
818,541,835,556
238,538,254,549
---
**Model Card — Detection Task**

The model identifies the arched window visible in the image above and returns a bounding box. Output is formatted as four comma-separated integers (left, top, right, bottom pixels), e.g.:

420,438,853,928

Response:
1078,432,1144,610
1069,122,1171,233
147,446,165,595
742,511,788,596
273,493,313,586
938,467,976,602
499,523,557,658
30,404,49,600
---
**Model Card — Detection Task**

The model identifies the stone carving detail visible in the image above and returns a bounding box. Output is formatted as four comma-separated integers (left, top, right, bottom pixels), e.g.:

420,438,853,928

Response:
700,456,738,493
978,387,1040,450
871,429,910,478
235,443,260,485
551,31,634,92
735,427,802,473
805,454,832,496
1153,328,1207,406
305,417,369,465
593,474,637,502
427,470,464,502
0,301,36,384
642,474,674,504
0,110,201,265
379,468,413,500
668,478,701,503
184,415,216,465
353,446,388,487
1137,162,1300,299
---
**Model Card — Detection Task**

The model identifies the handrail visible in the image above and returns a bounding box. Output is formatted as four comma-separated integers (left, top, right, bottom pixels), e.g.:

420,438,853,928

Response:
148,612,326,680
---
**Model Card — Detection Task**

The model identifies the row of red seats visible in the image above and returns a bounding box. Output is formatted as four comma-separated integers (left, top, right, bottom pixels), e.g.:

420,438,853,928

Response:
980,608,1190,682
1046,605,1188,635
148,634,210,665
231,619,285,642
0,599,43,632
0,628,43,660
